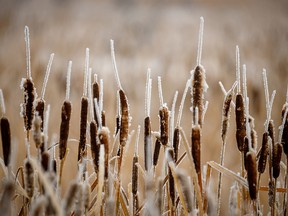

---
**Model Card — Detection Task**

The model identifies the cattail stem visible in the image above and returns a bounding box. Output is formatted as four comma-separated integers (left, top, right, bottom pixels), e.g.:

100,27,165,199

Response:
196,17,204,66
24,26,32,79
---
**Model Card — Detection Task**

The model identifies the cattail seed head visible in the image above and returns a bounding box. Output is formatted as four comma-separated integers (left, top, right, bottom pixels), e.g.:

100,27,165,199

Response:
93,79,100,125
153,138,161,167
99,127,110,180
24,158,34,198
221,89,233,142
101,110,106,127
192,65,206,127
78,97,88,161
33,113,43,149
144,116,152,170
173,127,180,162
159,106,169,146
272,143,282,179
191,125,201,174
59,100,72,160
132,155,138,195
235,94,246,152
90,120,100,173
246,151,257,200
268,120,275,146
258,132,269,174
119,89,129,147
0,117,11,166
21,78,35,132
35,99,45,131
41,151,50,172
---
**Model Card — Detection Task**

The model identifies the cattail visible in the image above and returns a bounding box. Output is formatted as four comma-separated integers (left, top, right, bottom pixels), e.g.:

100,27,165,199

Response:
132,126,140,196
92,75,100,125
144,116,152,170
250,118,258,150
268,120,275,146
272,143,282,179
153,137,161,167
101,110,106,127
63,181,79,214
246,151,257,200
119,89,129,147
33,113,43,150
191,120,201,174
41,151,50,172
90,120,100,173
159,105,169,146
0,181,15,215
24,158,34,198
35,99,45,131
191,65,206,127
235,94,246,152
0,117,11,166
78,97,88,161
258,132,269,173
173,128,180,162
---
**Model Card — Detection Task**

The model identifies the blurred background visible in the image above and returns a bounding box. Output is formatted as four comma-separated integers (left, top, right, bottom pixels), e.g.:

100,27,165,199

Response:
1,0,288,214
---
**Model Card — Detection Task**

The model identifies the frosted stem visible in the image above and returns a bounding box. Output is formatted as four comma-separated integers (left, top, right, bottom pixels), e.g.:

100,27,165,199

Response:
170,91,178,145
24,26,32,79
110,40,122,90
236,46,241,93
0,89,5,116
196,17,204,66
41,53,54,100
135,125,141,155
195,107,199,126
158,76,164,107
262,69,270,131
44,104,51,151
176,79,190,127
99,79,104,112
65,61,72,101
83,48,90,97
268,90,276,125
94,98,102,129
145,68,152,117
88,68,94,121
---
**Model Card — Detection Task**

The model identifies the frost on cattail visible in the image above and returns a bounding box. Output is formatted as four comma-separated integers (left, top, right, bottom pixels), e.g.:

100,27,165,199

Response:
159,105,169,146
119,89,129,147
0,181,15,215
272,143,282,179
92,75,100,126
268,120,275,146
258,132,269,174
33,112,42,151
99,127,110,181
246,151,257,200
0,117,11,166
24,158,34,198
235,94,246,152
90,120,100,173
144,116,152,171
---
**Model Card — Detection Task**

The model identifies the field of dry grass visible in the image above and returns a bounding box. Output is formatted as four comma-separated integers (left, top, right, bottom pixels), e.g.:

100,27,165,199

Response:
1,0,288,215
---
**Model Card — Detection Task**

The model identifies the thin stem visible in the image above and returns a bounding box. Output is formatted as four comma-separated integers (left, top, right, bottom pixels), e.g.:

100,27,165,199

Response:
83,48,89,97
99,79,104,113
65,61,72,101
145,68,152,117
110,40,122,90
41,53,54,100
170,91,178,145
24,26,32,79
196,17,204,66
176,79,190,127
0,89,5,116
158,76,164,107
236,45,241,93
135,125,141,156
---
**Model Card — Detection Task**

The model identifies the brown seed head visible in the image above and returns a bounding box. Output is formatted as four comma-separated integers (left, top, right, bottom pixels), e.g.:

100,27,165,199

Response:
93,80,100,125
246,151,257,200
258,132,269,174
35,99,45,131
159,106,169,146
221,90,233,142
33,114,43,149
99,127,109,180
24,158,34,198
153,138,161,167
0,117,11,166
167,148,175,206
173,127,180,162
268,120,275,146
21,78,35,131
132,155,138,195
235,94,246,152
144,116,152,170
41,151,50,172
78,97,88,161
191,125,201,173
59,100,72,160
119,89,129,147
90,120,100,173
272,143,282,179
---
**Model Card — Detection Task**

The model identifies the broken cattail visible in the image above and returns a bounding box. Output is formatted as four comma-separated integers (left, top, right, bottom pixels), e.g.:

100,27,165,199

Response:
272,143,282,179
258,132,269,174
119,89,129,147
78,96,88,161
159,105,169,146
90,120,100,173
24,158,34,198
246,151,257,200
0,181,15,215
0,117,11,166
99,127,110,181
153,137,161,167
